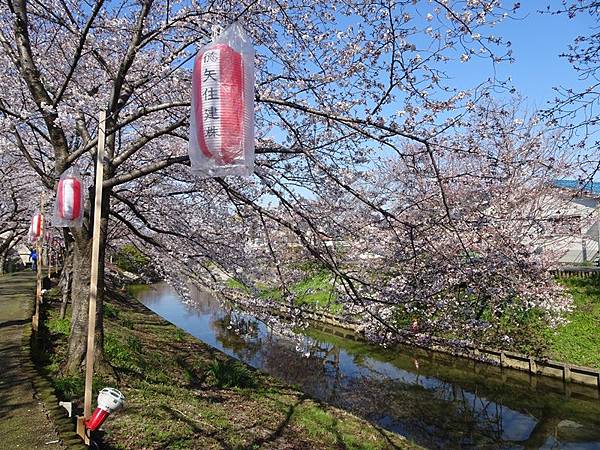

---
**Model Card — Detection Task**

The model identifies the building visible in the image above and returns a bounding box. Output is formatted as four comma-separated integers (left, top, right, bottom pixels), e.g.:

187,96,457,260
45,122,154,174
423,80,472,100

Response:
536,182,600,264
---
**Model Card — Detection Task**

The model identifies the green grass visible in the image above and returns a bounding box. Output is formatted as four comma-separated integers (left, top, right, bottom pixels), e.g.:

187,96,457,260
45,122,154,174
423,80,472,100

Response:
289,402,398,450
228,270,342,314
547,277,600,368
47,315,70,336
290,271,341,313
225,278,249,291
103,302,120,319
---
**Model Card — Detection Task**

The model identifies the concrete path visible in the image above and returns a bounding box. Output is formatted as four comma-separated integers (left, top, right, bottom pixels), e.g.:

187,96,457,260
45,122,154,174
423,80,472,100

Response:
0,271,64,450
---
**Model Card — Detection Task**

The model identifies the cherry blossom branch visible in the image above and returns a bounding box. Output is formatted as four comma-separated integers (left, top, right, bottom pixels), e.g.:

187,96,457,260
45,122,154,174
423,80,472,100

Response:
52,0,105,107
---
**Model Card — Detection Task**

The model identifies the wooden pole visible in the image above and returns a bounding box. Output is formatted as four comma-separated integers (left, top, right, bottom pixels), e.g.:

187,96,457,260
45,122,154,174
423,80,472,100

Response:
47,238,52,278
32,193,45,332
79,110,106,443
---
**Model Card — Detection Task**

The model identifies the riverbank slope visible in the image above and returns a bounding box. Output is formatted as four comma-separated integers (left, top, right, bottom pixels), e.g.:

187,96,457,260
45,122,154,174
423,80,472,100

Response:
41,285,419,449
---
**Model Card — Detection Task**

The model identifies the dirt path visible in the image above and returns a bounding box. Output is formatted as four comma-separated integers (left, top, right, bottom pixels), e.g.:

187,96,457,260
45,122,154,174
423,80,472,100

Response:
0,271,65,450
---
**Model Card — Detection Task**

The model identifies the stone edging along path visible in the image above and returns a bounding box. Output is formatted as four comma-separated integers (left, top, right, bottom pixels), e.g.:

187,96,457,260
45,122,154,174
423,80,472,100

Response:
0,272,85,450
25,318,86,449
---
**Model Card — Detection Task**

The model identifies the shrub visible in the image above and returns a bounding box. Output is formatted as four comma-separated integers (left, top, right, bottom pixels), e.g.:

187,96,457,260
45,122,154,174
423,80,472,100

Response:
53,375,84,399
105,334,143,373
206,359,256,389
103,303,119,319
114,244,150,275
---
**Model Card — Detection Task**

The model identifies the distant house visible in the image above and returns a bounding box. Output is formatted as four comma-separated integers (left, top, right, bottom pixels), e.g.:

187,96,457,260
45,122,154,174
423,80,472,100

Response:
535,181,600,264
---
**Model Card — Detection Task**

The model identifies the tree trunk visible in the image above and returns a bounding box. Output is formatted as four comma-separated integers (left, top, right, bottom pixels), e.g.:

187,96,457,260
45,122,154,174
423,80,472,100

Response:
0,249,7,274
59,269,71,319
65,233,92,374
0,232,15,274
59,243,73,319
64,189,113,376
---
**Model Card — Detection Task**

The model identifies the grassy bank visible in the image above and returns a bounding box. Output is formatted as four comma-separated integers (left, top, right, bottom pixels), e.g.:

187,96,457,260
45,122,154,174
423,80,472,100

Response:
40,288,418,450
227,270,342,314
547,277,600,368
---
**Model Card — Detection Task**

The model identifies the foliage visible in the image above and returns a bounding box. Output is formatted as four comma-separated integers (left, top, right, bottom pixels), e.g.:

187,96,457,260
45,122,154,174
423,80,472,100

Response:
48,315,70,336
290,271,339,312
105,333,144,374
103,302,120,319
114,244,150,275
229,270,341,314
489,305,552,356
53,375,84,400
206,359,256,389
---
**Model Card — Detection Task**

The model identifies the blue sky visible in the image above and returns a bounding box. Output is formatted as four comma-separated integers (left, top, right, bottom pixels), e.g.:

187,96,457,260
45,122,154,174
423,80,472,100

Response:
453,2,596,112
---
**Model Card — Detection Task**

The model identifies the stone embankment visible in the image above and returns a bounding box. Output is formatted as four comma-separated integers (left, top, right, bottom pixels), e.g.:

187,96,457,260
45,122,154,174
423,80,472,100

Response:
224,287,600,391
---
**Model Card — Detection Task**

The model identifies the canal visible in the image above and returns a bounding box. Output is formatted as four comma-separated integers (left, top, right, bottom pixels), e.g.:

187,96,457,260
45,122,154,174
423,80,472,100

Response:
134,282,600,450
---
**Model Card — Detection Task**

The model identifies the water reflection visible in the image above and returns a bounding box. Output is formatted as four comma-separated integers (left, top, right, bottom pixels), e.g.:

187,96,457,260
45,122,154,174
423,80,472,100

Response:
135,283,600,450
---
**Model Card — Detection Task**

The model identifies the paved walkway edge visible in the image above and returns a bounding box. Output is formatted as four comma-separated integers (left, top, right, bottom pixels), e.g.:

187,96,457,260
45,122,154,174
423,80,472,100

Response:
20,286,86,449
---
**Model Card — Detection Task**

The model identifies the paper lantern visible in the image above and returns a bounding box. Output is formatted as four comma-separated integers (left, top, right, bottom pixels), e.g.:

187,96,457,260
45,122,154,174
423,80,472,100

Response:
31,213,42,238
53,169,84,227
189,22,254,177
57,177,82,220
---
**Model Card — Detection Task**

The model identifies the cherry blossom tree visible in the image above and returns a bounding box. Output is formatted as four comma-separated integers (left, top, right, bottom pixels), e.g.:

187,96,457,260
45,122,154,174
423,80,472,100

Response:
0,0,552,372
0,143,38,273
116,101,572,353
0,0,201,373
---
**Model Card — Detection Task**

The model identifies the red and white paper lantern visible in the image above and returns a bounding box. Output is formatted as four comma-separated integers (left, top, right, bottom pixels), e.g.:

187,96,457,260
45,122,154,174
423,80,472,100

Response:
53,170,84,227
57,177,82,220
189,23,254,177
30,213,42,239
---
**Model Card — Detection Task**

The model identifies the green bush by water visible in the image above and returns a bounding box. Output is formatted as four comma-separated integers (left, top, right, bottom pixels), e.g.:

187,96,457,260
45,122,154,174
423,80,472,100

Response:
114,244,150,274
206,359,256,389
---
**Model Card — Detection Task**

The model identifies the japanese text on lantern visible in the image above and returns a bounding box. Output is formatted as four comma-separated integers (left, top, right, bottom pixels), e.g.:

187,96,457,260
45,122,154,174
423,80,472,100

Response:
188,22,254,178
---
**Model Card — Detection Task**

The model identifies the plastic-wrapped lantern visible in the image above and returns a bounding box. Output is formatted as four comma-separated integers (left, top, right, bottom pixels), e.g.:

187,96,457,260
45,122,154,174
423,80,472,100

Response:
189,22,255,177
85,387,125,432
30,213,42,239
57,176,82,220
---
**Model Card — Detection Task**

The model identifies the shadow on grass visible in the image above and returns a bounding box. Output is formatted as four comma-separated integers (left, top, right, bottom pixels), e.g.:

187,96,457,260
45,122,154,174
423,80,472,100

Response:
159,396,307,450
248,396,306,448
0,318,31,329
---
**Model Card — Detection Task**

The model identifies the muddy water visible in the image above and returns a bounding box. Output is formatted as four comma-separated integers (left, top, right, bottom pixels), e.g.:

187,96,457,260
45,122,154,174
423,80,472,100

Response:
134,283,600,450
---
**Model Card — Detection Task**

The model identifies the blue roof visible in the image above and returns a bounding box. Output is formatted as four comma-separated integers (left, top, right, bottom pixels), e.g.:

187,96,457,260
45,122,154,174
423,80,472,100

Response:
554,179,600,195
